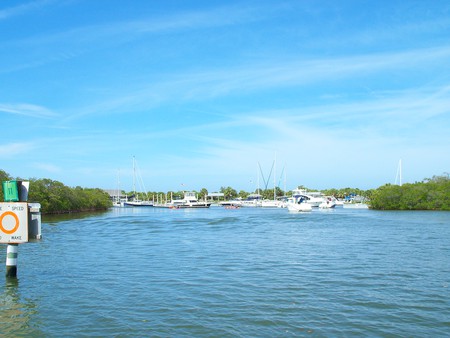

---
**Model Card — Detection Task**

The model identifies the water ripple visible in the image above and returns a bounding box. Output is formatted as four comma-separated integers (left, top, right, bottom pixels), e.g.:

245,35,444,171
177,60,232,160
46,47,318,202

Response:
1,208,449,336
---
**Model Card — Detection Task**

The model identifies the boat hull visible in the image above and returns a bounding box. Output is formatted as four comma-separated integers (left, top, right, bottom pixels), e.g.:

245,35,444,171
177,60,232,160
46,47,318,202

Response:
287,203,312,212
124,201,154,207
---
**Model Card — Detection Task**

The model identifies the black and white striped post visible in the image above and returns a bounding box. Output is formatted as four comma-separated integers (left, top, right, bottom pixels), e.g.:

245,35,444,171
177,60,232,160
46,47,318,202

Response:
5,244,18,278
1,180,41,279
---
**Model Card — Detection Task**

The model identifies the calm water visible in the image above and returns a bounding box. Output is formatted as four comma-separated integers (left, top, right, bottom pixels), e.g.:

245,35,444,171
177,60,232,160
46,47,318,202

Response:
1,207,449,337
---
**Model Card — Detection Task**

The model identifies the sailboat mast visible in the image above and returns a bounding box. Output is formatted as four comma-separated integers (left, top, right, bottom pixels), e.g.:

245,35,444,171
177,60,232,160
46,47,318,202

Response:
117,169,121,202
274,154,276,201
132,156,137,196
257,163,260,195
395,159,402,186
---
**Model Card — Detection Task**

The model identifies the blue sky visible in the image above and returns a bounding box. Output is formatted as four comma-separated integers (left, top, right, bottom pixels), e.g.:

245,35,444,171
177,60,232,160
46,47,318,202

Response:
1,0,449,193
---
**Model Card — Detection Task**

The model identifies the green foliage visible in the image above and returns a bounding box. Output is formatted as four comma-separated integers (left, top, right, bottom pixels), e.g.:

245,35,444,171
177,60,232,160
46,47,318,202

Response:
238,190,249,199
198,188,208,200
0,169,12,200
0,170,112,214
370,174,450,210
220,186,238,199
27,178,112,214
259,187,284,200
321,187,370,199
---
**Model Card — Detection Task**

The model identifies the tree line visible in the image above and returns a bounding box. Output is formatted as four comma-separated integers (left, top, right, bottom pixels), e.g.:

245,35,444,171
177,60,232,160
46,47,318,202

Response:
0,170,111,214
369,174,449,210
1,169,449,213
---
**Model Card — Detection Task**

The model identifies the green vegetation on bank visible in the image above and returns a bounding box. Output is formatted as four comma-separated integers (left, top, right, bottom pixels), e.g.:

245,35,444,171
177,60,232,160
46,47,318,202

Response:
1,169,449,212
0,170,111,214
369,174,449,211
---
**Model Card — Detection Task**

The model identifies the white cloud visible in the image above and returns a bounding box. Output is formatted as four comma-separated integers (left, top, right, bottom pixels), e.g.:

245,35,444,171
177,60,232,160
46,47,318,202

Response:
0,142,35,157
0,0,55,20
32,162,61,174
70,45,450,120
0,103,58,118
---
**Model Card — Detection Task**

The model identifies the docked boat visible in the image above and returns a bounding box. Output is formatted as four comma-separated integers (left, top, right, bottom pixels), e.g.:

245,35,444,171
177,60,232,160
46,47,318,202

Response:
110,171,129,207
261,199,282,208
225,205,241,209
124,200,153,207
343,194,369,209
124,156,154,207
242,193,263,207
286,196,312,212
166,191,211,208
319,197,337,209
112,195,128,207
291,188,325,208
343,202,369,209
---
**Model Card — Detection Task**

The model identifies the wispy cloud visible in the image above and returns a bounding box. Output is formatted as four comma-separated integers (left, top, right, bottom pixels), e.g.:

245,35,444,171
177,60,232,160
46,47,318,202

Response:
10,3,267,54
0,103,58,118
1,3,269,75
0,142,35,157
0,0,56,20
62,44,450,122
179,46,450,97
32,162,62,174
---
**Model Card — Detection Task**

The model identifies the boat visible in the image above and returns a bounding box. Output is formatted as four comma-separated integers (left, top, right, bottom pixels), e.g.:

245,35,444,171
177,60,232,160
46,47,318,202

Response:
343,202,369,209
319,196,337,209
112,195,128,207
261,199,282,208
165,191,211,209
225,204,240,209
124,200,154,207
334,199,344,207
291,188,325,208
286,196,312,212
343,194,369,209
234,194,262,207
111,171,128,207
124,156,153,207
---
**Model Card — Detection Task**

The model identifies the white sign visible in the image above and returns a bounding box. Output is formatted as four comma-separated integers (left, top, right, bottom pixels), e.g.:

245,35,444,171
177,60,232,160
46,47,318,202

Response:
0,202,28,243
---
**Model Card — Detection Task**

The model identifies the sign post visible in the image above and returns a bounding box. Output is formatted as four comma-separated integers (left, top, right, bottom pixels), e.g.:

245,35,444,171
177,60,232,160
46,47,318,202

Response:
1,180,41,279
0,203,29,243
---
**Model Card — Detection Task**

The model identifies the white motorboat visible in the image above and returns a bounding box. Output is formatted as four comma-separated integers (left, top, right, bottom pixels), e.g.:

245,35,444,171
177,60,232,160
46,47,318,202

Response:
167,191,211,208
343,203,369,209
286,196,312,212
291,188,324,207
319,197,336,209
261,199,282,208
237,194,262,207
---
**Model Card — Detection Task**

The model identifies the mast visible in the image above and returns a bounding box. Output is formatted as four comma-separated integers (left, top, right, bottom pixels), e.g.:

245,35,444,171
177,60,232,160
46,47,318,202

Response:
395,159,402,186
274,154,276,201
116,169,121,203
256,163,260,195
132,156,137,199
